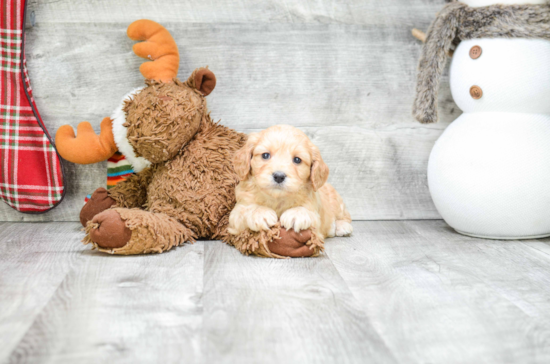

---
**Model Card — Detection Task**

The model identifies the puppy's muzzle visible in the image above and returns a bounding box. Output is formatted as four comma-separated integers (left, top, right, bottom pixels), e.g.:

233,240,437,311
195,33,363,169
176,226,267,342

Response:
273,172,286,184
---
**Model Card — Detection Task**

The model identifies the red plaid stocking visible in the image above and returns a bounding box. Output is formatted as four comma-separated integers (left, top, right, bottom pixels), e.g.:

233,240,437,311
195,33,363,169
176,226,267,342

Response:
1,0,65,212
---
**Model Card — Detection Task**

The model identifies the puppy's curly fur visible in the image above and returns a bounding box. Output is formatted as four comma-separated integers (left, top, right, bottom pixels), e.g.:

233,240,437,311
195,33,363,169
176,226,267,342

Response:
228,125,352,241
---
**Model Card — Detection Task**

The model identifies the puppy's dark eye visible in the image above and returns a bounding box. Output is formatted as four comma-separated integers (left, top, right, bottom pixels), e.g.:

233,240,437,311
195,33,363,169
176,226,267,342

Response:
293,157,302,164
262,153,270,160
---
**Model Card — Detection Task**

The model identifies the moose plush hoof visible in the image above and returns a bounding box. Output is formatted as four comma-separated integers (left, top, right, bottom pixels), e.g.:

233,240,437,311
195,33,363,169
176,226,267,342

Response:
224,224,324,258
87,209,132,249
83,208,193,255
80,187,116,227
268,228,315,258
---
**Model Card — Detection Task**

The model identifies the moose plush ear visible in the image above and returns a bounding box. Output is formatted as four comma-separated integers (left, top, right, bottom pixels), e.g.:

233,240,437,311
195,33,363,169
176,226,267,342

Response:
310,144,329,192
187,68,216,96
233,133,259,181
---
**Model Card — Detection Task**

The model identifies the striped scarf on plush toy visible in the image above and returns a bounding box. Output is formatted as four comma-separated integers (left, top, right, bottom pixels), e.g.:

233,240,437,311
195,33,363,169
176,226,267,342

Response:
84,151,133,201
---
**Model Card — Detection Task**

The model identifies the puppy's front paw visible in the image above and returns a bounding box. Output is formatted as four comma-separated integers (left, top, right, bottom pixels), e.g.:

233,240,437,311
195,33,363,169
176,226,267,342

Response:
335,220,353,237
280,207,314,233
246,206,278,231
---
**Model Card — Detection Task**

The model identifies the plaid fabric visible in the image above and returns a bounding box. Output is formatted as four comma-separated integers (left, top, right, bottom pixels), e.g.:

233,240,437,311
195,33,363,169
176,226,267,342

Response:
84,152,134,202
1,0,65,212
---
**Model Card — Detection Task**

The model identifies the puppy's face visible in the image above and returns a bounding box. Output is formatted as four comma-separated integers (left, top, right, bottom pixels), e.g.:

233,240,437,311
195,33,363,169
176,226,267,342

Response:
234,125,329,196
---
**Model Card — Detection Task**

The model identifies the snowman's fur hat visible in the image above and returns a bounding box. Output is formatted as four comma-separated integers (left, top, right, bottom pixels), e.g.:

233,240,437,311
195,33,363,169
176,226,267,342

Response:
413,1,550,124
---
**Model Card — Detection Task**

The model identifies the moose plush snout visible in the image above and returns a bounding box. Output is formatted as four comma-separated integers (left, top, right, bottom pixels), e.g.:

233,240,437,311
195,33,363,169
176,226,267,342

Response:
121,76,209,164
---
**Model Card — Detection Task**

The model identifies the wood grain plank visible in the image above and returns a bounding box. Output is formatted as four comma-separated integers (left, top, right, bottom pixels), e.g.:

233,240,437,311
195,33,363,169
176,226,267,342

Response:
2,224,203,364
0,222,84,360
26,0,443,26
325,220,550,363
202,240,396,364
0,18,456,221
4,221,550,363
21,22,456,131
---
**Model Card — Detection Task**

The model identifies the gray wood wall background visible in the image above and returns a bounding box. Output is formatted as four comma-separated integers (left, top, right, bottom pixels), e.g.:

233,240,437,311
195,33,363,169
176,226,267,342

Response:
0,0,458,222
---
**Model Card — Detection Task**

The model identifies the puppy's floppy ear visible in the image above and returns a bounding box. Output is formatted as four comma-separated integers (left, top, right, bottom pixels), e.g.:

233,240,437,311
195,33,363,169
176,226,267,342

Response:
233,133,259,181
310,143,329,191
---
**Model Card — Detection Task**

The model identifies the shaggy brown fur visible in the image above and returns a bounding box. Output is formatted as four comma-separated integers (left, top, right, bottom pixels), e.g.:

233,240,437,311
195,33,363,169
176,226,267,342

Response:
95,69,248,249
124,78,204,164
413,1,550,124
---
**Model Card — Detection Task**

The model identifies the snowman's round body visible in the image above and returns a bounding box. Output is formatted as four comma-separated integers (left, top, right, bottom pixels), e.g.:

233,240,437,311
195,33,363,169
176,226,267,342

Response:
428,0,550,239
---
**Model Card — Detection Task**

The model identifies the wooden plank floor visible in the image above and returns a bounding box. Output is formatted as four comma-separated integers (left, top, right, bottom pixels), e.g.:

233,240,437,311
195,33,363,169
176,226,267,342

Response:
2,221,550,363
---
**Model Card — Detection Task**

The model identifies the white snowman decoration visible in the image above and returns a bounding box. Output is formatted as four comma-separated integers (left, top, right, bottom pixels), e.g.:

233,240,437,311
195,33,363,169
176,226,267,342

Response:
414,0,550,239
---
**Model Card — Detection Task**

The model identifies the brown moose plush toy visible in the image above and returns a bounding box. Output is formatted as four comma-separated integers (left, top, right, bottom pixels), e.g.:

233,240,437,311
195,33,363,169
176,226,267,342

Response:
55,20,322,258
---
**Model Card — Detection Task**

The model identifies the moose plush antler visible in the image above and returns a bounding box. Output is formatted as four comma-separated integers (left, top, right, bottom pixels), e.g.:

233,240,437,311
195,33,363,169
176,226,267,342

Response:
56,117,117,164
127,19,180,82
55,20,182,165
55,20,322,258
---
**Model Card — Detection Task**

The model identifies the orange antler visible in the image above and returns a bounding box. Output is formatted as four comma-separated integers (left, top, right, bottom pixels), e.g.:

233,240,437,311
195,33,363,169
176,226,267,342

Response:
127,20,180,83
55,118,117,164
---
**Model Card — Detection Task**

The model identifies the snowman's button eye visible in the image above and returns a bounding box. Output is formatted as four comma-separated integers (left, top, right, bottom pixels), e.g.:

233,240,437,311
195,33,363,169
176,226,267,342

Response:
470,45,482,60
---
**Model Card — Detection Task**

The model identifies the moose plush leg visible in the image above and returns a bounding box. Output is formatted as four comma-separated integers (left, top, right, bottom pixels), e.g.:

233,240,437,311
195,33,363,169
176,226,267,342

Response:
83,208,195,255
79,187,116,226
224,224,324,259
79,167,155,226
106,167,154,209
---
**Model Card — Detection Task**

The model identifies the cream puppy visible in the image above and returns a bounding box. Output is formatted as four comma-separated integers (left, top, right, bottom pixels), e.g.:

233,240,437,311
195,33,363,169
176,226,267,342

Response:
228,125,352,240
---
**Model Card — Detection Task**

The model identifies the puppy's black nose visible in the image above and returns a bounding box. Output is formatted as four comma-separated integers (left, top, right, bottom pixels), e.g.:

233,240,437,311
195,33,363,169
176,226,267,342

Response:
273,172,286,184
